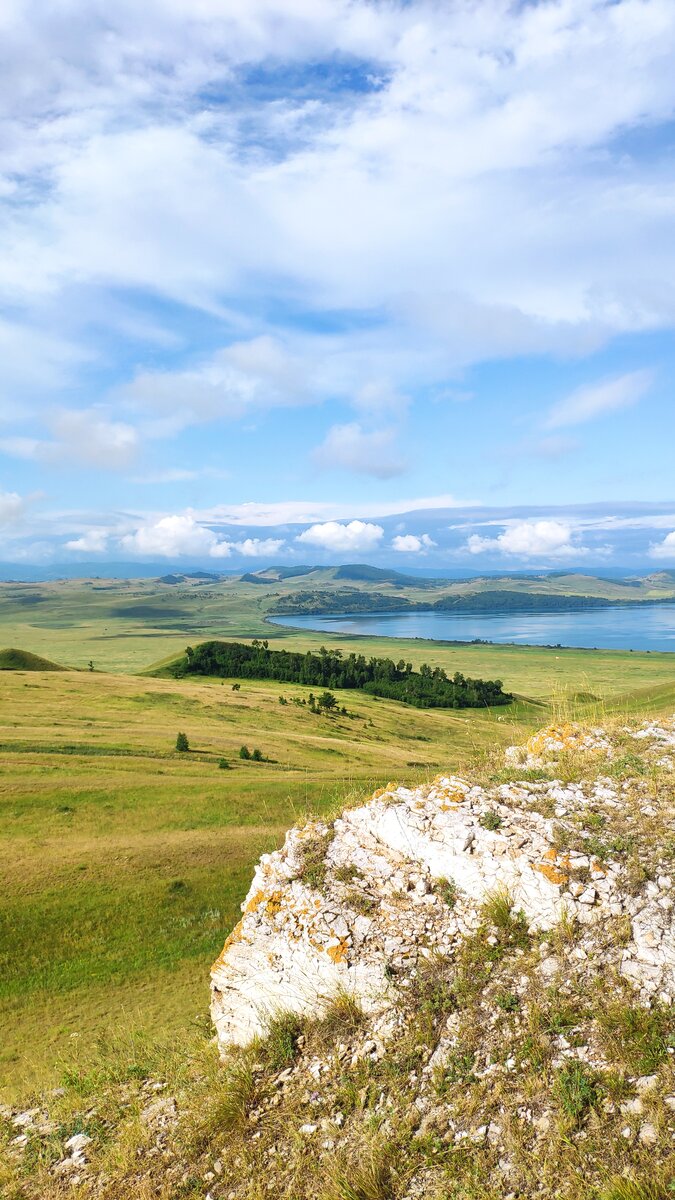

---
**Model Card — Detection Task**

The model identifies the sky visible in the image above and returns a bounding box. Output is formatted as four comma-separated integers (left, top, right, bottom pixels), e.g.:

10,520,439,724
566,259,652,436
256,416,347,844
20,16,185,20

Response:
1,0,675,572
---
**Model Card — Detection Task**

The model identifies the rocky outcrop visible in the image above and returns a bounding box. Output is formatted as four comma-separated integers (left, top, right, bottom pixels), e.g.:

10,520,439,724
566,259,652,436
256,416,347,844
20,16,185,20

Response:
211,719,675,1052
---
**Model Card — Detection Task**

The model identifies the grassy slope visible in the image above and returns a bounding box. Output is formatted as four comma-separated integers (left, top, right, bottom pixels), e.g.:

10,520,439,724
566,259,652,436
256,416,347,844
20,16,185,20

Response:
0,648,65,670
0,667,525,1096
1,573,675,1096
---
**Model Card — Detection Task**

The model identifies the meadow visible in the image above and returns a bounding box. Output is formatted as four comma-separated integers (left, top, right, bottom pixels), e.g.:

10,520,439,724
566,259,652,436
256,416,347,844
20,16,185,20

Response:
1,572,675,1095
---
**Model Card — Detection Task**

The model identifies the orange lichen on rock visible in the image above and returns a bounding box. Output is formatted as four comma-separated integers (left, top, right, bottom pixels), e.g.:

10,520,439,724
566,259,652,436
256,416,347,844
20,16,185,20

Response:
211,919,244,972
532,861,569,886
244,889,266,913
325,938,349,963
264,890,283,918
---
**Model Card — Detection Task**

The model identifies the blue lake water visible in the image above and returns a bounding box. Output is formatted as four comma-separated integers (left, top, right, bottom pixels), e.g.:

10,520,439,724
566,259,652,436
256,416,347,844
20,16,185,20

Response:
272,605,675,652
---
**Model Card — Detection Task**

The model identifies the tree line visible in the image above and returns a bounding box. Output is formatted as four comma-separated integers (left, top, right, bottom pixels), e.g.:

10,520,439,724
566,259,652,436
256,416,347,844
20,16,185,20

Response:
173,640,511,709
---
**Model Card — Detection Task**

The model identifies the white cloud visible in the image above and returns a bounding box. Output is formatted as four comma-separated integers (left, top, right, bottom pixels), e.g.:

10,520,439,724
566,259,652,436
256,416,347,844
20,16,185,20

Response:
0,490,26,525
120,514,231,559
122,336,309,425
117,514,285,559
545,370,654,429
466,519,588,559
296,520,384,554
235,537,285,557
65,529,109,553
1,0,675,419
199,494,474,527
1,410,139,469
51,410,139,468
313,422,406,478
649,531,675,559
391,533,436,553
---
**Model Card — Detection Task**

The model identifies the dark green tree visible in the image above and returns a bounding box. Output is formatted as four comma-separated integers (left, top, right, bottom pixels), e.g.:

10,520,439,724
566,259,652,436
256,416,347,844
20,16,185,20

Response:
239,745,251,760
176,732,189,752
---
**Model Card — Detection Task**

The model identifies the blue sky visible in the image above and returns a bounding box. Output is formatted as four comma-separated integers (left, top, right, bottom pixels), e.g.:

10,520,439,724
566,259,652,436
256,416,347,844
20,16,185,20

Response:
1,0,675,570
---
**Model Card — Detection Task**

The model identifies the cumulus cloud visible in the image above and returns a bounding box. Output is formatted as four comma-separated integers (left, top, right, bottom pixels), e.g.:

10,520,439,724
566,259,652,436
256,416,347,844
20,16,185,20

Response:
649,531,675,559
296,520,384,554
391,533,436,553
312,422,406,478
65,529,109,553
120,514,231,558
545,370,654,429
235,537,285,557
124,336,308,425
117,514,286,559
466,519,588,559
0,490,26,525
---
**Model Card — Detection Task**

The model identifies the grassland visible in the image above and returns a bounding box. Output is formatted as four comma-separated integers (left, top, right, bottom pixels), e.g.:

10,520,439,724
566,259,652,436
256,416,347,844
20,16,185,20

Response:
1,571,675,1097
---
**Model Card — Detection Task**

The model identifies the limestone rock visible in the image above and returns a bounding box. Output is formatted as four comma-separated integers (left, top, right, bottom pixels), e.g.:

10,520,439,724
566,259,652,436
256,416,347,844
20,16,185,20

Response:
210,722,675,1052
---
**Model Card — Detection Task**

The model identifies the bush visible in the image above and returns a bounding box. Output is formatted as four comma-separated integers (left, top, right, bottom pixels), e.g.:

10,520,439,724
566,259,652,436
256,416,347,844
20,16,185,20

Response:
218,758,230,769
175,731,189,752
554,1061,599,1123
251,748,263,761
239,745,250,760
480,810,502,831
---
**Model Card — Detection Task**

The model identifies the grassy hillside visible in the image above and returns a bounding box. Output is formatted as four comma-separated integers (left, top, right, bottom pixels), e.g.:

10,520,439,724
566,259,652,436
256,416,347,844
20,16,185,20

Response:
0,665,531,1096
1,571,674,1099
0,647,65,671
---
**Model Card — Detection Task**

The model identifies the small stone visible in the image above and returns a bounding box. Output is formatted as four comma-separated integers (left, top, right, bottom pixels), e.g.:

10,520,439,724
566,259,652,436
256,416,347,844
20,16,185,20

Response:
299,1124,317,1135
638,1123,658,1145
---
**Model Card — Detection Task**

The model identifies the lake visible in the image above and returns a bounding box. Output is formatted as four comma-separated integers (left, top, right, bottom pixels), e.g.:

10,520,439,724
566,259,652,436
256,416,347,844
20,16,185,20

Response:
272,604,675,652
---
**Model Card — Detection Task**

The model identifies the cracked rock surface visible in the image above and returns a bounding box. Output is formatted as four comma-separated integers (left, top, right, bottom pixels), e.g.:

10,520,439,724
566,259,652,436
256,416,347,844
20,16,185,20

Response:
211,720,675,1051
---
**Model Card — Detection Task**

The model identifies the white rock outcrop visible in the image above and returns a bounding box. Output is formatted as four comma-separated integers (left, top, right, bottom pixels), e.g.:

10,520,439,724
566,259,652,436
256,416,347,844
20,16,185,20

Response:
210,721,675,1053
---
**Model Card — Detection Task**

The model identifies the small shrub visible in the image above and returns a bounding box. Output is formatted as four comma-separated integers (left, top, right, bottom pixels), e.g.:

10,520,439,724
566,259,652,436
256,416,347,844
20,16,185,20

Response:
345,887,376,914
251,747,263,761
231,682,240,691
218,757,230,769
239,745,251,760
554,1061,599,1123
334,863,362,883
482,886,515,929
435,1048,477,1093
435,877,458,908
479,810,502,831
259,1009,303,1069
495,991,519,1012
278,695,287,705
299,830,333,890
175,731,189,752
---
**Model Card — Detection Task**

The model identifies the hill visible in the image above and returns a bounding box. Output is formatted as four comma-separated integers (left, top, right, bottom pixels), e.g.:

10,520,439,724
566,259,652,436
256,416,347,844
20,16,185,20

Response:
3,715,674,1198
0,647,65,671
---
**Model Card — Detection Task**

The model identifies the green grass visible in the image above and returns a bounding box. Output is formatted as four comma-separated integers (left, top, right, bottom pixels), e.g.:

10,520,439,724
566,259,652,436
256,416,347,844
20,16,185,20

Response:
1,571,675,1101
0,647,65,671
0,663,522,1096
